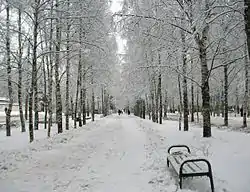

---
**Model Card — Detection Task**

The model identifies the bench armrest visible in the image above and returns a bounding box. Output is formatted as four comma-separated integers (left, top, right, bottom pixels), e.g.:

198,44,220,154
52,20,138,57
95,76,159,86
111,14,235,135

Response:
179,158,212,175
168,145,191,154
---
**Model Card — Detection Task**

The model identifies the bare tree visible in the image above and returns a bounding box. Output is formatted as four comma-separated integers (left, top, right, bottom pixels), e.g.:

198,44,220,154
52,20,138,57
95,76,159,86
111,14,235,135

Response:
55,0,63,133
243,43,249,127
91,68,95,121
17,5,25,132
5,0,13,136
47,0,54,137
65,0,70,130
244,0,250,127
194,0,211,137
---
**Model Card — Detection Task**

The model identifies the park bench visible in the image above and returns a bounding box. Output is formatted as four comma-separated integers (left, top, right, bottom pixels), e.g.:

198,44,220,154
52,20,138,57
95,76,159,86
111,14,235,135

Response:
167,145,214,192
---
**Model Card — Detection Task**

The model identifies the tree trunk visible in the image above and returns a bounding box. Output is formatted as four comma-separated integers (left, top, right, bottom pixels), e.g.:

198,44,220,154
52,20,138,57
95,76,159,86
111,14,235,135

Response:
42,50,47,129
195,1,211,137
142,100,146,119
25,43,30,123
55,0,63,133
25,90,28,120
17,7,25,132
79,88,82,127
164,90,167,118
178,67,182,131
145,94,149,118
5,0,12,136
29,0,39,139
181,29,189,131
40,31,47,130
82,88,86,124
149,103,152,120
87,99,90,117
221,89,224,118
71,97,74,120
65,0,70,130
33,4,39,130
91,73,95,121
102,87,104,114
235,86,239,116
197,35,211,137
47,2,53,137
224,64,229,126
191,71,194,122
103,88,107,116
74,61,80,128
47,53,52,137
243,43,249,127
155,77,159,123
78,35,83,128
28,88,34,142
158,73,162,124
196,87,199,122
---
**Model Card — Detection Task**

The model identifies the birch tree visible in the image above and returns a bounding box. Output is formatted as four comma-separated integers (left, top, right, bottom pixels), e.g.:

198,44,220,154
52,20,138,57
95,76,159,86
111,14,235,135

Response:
17,4,25,132
5,0,13,136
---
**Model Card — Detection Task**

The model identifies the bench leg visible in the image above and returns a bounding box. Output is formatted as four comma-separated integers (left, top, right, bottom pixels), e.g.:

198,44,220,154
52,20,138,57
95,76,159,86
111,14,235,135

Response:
167,159,169,167
179,176,183,189
209,174,215,192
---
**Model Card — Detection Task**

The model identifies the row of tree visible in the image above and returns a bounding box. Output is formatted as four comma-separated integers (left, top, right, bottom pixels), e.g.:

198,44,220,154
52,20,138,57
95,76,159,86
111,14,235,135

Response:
118,0,250,137
0,0,118,142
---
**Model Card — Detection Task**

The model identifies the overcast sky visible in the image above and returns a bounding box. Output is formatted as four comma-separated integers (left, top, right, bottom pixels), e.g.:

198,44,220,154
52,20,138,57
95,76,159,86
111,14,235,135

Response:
110,0,126,55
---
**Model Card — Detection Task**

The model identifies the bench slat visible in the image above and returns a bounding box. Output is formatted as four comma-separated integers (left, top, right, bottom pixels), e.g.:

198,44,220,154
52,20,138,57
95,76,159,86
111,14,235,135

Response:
168,154,194,174
178,155,196,174
184,154,204,171
168,155,181,173
181,155,208,173
168,153,208,174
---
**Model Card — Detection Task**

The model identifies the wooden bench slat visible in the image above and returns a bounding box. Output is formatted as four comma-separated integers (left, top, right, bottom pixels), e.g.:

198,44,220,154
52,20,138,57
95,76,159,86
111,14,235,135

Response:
178,155,196,174
168,155,181,173
168,154,194,174
183,154,209,173
168,153,208,174
184,154,204,171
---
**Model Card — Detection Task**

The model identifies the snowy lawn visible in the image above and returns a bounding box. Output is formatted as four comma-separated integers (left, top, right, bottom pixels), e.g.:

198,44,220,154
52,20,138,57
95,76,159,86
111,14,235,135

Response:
165,112,250,133
0,114,249,192
0,114,100,151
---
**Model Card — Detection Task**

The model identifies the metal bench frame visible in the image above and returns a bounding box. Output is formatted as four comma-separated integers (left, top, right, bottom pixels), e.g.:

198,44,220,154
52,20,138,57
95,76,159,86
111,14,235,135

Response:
167,145,214,192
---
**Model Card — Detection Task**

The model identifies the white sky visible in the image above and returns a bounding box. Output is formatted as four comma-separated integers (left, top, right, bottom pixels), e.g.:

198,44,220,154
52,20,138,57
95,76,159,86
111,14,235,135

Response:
110,0,126,55
110,0,127,108
110,0,123,13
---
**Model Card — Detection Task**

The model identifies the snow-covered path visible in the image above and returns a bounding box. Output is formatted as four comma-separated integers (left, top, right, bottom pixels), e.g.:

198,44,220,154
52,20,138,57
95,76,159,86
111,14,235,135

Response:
0,115,172,192
1,115,250,192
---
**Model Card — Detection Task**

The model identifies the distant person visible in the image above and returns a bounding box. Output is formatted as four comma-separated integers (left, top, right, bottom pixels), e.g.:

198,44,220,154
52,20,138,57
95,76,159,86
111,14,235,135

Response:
118,109,121,115
128,109,130,115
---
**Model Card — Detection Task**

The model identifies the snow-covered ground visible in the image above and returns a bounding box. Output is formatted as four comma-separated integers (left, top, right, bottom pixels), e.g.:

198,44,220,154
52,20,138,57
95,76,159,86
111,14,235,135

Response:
0,114,100,151
166,112,250,133
0,114,249,192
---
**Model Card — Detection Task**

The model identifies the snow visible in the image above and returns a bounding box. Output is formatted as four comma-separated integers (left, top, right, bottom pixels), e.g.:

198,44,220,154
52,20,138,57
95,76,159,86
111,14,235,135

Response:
0,114,249,192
